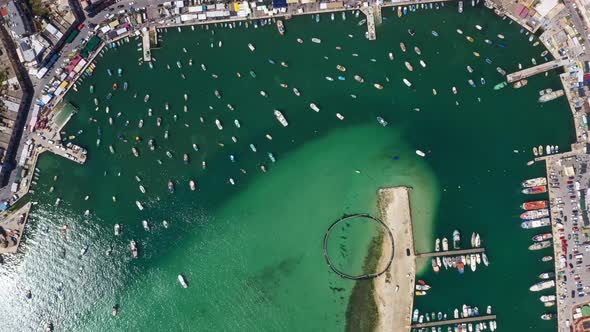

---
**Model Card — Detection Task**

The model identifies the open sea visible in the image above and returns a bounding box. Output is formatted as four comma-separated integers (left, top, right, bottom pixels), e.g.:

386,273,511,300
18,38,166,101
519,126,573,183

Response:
0,4,574,331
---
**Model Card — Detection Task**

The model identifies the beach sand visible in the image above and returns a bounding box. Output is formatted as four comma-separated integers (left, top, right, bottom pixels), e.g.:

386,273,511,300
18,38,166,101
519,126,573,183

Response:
374,187,416,332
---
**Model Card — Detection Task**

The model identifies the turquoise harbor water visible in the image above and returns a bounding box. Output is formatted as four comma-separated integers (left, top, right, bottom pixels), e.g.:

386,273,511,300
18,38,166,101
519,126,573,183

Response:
0,5,576,331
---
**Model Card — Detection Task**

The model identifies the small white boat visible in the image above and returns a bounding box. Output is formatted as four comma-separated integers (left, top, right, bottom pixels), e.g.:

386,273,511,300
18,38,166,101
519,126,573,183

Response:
136,201,144,211
403,78,412,87
309,103,320,112
215,119,223,130
416,150,426,157
311,38,321,43
336,113,344,120
114,224,121,236
248,43,255,51
142,220,150,231
178,274,188,288
419,60,426,68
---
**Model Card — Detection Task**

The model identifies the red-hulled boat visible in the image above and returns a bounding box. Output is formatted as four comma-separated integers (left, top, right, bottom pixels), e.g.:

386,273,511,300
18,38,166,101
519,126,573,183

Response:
112,83,118,90
521,200,548,210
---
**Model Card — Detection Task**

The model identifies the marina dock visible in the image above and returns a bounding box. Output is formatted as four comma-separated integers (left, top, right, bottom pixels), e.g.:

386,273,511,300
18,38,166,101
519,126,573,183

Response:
506,57,570,83
416,247,486,258
142,30,151,62
411,315,497,328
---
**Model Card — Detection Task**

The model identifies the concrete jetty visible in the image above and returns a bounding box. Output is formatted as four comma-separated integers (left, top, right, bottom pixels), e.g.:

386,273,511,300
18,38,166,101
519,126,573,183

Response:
31,133,87,164
361,5,377,41
411,315,497,328
142,30,151,62
374,186,415,332
416,247,486,258
506,57,570,83
0,202,32,254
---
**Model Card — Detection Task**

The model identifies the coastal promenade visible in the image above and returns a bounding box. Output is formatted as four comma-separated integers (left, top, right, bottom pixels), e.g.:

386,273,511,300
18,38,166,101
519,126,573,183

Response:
410,314,497,328
374,186,415,332
506,57,570,83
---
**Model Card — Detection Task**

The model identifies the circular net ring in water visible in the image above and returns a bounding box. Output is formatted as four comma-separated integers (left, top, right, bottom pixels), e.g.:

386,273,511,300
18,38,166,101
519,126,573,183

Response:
322,213,394,280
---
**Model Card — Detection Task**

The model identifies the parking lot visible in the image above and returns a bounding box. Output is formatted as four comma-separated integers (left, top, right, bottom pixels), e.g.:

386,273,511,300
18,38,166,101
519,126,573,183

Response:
547,153,590,329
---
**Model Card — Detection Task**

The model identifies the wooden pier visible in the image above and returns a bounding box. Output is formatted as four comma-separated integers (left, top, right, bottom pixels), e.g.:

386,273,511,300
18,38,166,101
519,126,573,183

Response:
506,57,570,83
411,315,497,328
415,247,485,258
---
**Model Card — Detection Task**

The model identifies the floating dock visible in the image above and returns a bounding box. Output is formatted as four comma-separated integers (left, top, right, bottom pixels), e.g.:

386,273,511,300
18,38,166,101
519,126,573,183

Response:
506,57,570,83
411,315,497,329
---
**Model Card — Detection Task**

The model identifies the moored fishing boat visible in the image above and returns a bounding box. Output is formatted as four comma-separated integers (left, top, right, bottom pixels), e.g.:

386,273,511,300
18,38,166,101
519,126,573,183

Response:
309,103,320,112
248,43,255,51
521,218,551,229
336,65,346,72
168,180,175,193
520,208,549,220
532,233,552,242
453,230,461,249
178,274,188,288
189,180,196,191
274,110,288,127
130,240,138,258
494,81,507,90
400,42,406,52
539,272,555,279
276,20,285,35
405,61,414,71
529,240,552,251
522,200,548,210
522,177,547,187
311,38,321,43
293,88,300,96
374,83,383,90
403,78,412,87
336,113,344,120
142,220,150,231
114,224,121,236
415,150,425,157
514,79,528,88
354,75,364,83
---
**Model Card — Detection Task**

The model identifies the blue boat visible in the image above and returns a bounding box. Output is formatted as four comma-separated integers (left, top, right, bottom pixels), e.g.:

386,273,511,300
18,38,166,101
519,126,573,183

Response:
498,43,507,48
249,144,257,152
337,76,345,81
268,59,276,65
431,30,439,37
403,7,408,15
192,144,199,151
268,152,276,163
117,68,123,76
229,154,235,162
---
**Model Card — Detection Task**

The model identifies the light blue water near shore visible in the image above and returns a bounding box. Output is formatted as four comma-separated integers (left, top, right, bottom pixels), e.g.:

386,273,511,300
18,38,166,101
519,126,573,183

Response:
0,5,576,331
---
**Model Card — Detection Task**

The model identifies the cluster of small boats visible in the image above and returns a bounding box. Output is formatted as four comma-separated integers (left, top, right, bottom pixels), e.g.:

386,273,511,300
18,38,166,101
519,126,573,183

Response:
532,144,559,157
519,177,556,320
431,231,489,273
412,304,497,331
